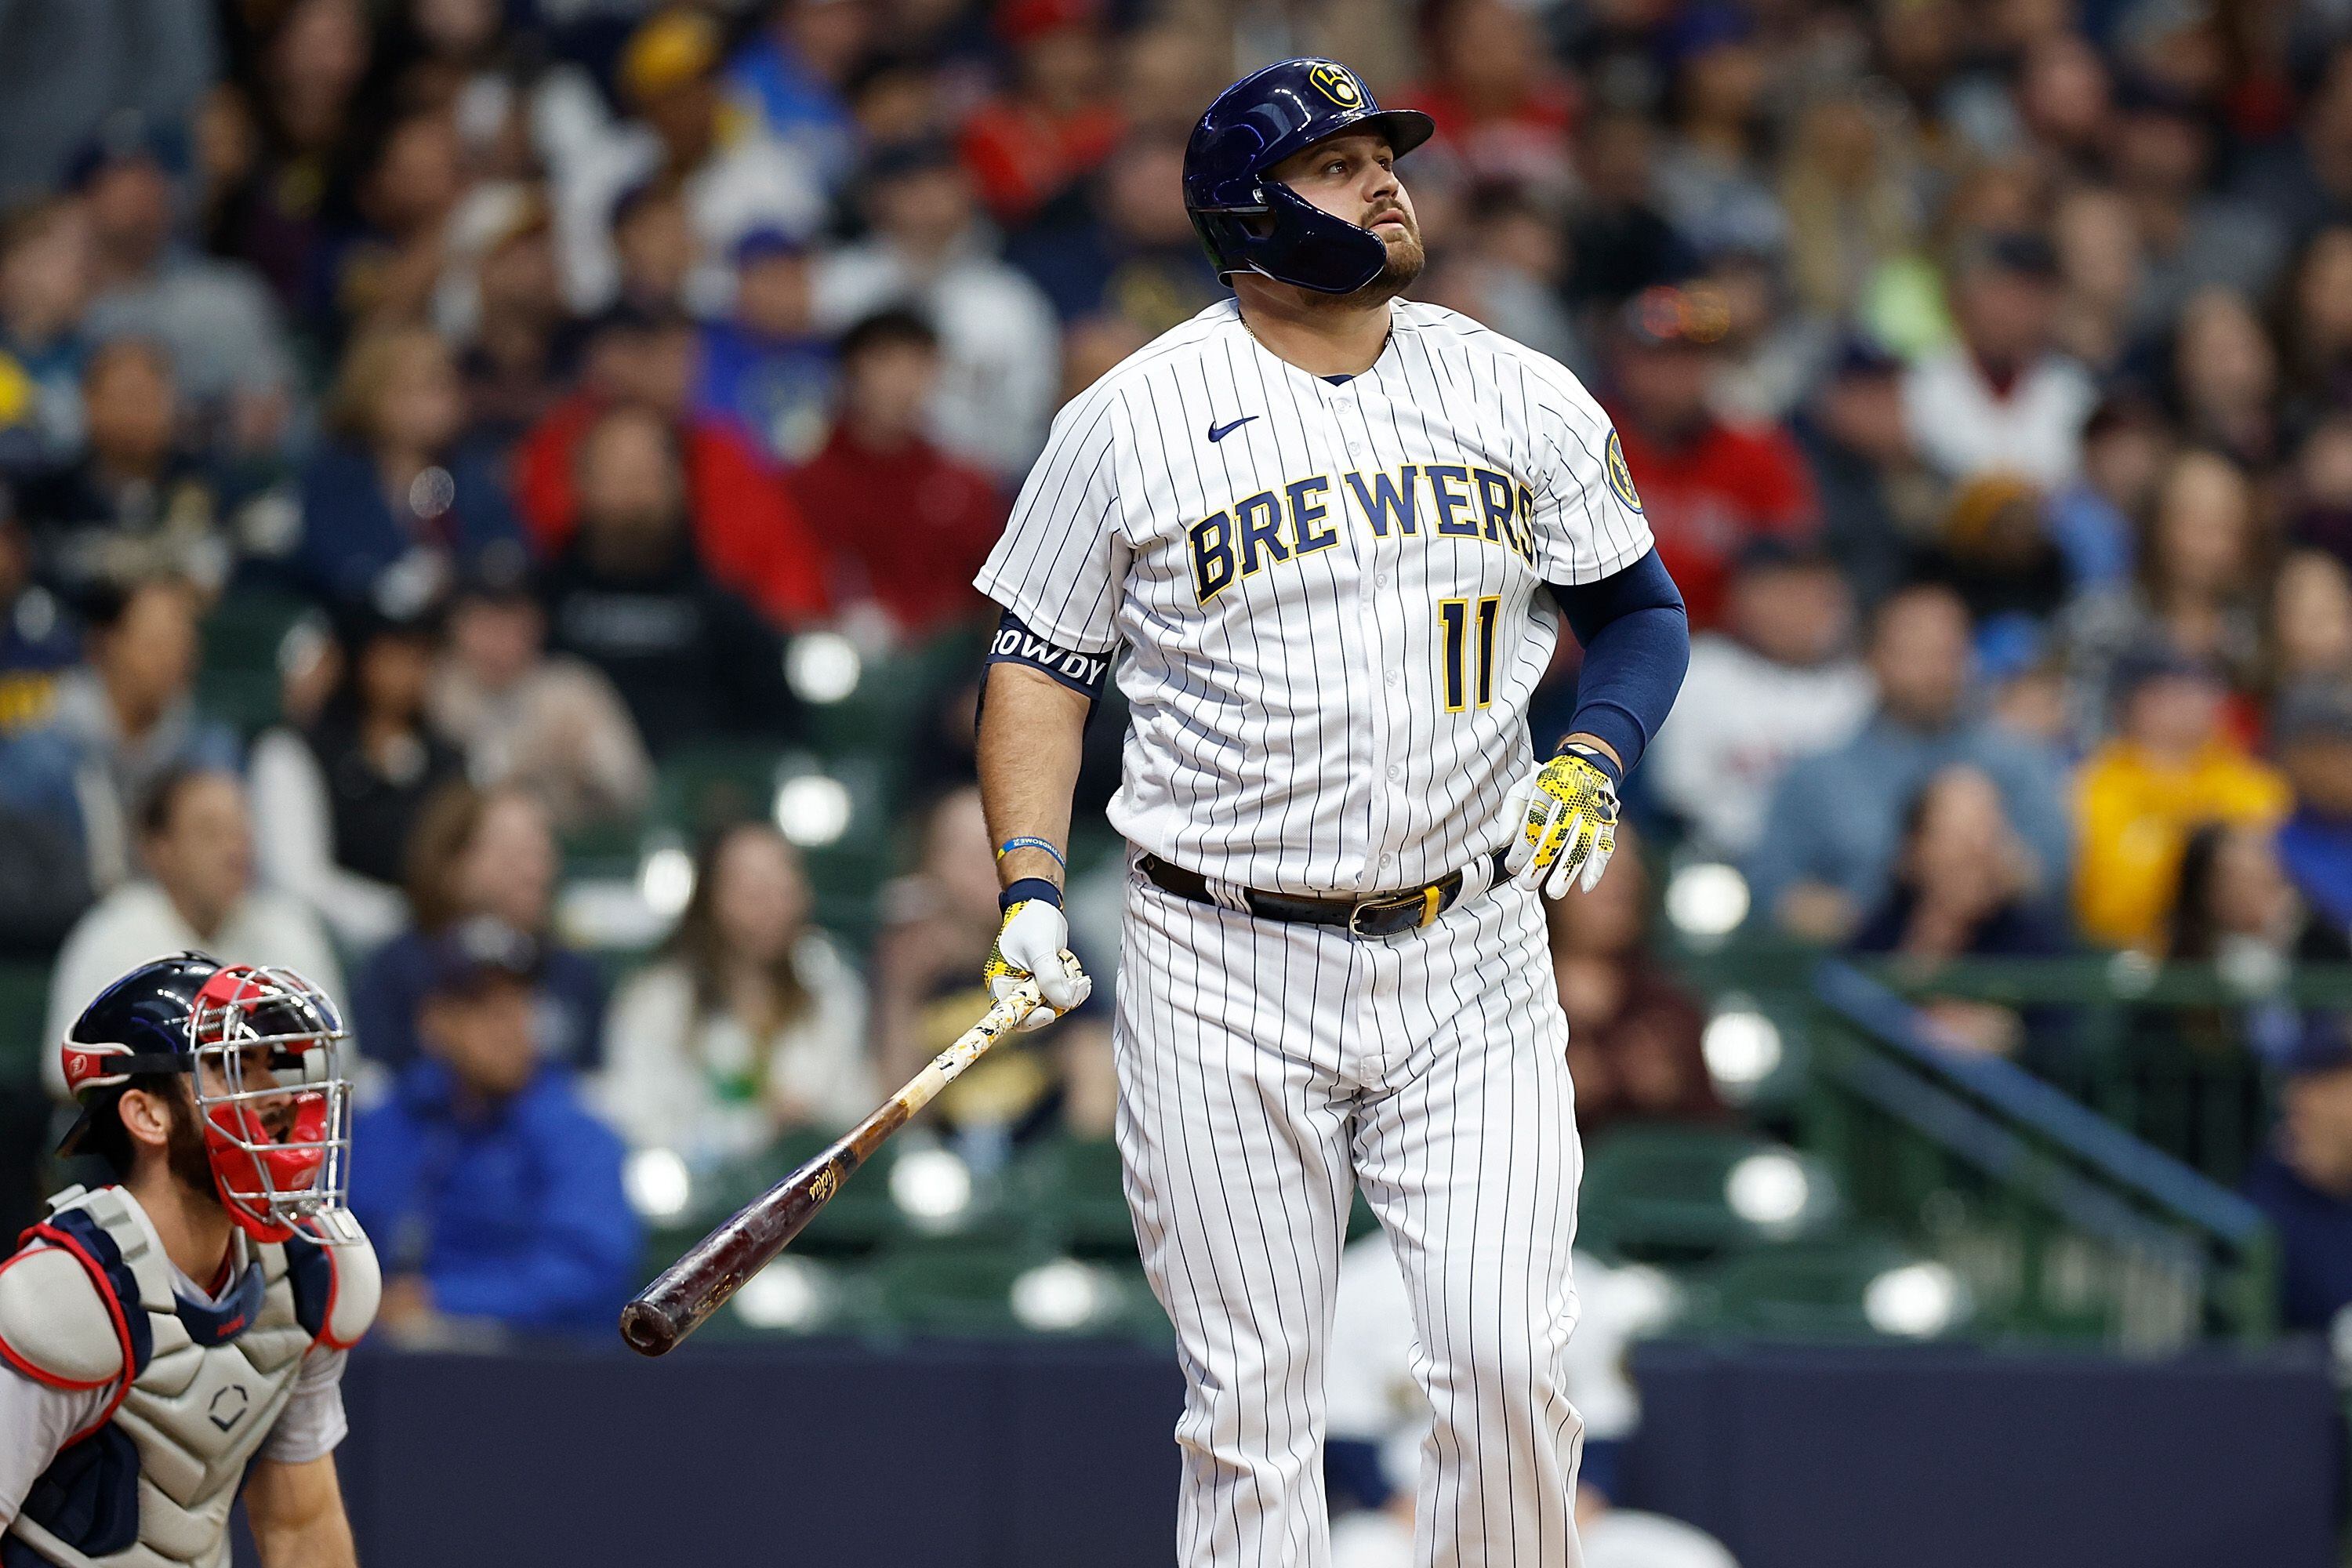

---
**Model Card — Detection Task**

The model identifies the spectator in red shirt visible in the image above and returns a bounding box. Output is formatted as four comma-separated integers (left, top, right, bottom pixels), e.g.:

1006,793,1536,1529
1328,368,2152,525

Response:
792,310,1005,642
957,0,1124,230
512,305,831,626
1605,284,1818,628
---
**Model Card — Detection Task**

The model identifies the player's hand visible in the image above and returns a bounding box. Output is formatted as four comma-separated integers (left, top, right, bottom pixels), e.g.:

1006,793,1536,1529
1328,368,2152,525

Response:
984,897,1093,1032
1501,746,1620,898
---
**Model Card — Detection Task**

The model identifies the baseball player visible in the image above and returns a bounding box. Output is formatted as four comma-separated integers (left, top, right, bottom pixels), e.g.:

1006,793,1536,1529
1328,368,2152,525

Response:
0,953,379,1568
973,56,1690,1568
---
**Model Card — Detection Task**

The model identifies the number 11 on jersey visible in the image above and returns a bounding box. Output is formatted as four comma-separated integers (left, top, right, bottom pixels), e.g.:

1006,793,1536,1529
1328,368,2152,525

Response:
1439,595,1501,712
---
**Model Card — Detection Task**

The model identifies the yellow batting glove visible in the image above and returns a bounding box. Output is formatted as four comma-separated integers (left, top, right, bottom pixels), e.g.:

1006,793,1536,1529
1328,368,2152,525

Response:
1501,744,1620,898
983,893,1092,1033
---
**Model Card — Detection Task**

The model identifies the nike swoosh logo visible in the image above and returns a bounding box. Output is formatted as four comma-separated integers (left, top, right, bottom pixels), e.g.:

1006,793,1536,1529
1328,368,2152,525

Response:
1207,416,1258,443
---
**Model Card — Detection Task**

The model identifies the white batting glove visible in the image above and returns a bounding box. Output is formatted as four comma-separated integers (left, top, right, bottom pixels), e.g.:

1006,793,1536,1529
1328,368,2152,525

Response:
1501,746,1621,898
983,897,1093,1032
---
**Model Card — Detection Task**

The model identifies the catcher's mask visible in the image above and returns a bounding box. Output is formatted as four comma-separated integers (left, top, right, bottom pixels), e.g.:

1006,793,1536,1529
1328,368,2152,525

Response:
60,953,358,1245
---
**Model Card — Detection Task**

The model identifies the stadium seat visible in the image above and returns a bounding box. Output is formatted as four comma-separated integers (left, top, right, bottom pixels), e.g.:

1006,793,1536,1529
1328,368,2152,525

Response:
692,1254,873,1341
556,816,650,880
1013,1136,1135,1258
868,1240,1046,1338
1577,1125,1842,1262
1701,1234,1933,1341
195,589,312,736
655,743,788,838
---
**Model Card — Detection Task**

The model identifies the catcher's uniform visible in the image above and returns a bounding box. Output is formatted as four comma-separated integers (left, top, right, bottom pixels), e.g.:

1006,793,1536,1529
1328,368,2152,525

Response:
0,1185,379,1568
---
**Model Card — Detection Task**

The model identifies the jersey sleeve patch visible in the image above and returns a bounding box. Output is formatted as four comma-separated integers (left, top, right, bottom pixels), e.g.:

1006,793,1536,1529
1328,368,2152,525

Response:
1603,430,1642,514
0,1246,132,1390
985,612,1115,699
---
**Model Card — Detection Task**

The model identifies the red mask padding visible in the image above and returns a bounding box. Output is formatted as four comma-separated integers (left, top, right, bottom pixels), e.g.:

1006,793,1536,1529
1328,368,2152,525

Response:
205,1091,332,1243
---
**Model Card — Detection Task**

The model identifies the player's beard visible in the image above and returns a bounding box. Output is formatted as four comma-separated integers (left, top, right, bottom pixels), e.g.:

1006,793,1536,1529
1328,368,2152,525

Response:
1347,215,1425,303
162,1085,225,1206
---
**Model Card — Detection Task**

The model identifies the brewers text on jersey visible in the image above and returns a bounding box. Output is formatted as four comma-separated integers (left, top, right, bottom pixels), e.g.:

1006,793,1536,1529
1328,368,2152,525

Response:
1188,462,1541,604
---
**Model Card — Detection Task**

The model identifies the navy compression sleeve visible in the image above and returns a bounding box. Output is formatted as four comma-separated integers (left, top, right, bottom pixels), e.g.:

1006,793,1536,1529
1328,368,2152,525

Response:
1544,547,1690,781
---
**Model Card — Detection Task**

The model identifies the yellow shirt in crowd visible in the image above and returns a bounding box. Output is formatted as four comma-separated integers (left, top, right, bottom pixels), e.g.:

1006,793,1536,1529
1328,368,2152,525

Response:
2072,741,2291,950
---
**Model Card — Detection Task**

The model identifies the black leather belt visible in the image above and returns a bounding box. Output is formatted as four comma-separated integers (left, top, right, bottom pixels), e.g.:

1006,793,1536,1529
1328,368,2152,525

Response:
1138,849,1509,938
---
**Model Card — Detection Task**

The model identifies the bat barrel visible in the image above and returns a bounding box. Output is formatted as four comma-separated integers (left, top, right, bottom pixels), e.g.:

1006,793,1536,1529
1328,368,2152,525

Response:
614,982,1041,1358
619,1297,683,1356
615,1147,851,1356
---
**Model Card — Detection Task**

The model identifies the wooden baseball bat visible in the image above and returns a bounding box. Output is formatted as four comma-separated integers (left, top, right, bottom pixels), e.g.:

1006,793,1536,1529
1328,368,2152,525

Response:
619,975,1046,1356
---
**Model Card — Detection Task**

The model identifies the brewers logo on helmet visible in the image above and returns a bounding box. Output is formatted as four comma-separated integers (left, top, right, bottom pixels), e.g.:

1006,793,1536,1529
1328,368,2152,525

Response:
1307,63,1364,107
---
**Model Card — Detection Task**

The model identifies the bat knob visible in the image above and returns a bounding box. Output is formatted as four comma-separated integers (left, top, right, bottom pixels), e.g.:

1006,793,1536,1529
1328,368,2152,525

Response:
619,1298,681,1357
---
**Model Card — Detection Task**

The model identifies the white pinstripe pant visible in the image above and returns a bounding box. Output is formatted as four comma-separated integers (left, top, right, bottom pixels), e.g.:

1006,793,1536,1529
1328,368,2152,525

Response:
1116,866,1586,1568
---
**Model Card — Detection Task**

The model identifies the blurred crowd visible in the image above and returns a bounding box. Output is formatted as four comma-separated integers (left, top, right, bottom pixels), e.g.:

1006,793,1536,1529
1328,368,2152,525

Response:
2,0,2351,1353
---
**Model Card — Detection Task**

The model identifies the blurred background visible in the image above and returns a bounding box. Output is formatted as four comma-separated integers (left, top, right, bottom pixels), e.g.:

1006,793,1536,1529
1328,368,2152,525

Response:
0,0,2347,1563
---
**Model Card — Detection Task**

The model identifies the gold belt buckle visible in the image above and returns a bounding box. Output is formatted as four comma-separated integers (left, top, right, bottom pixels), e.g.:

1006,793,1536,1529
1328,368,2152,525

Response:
1346,883,1444,937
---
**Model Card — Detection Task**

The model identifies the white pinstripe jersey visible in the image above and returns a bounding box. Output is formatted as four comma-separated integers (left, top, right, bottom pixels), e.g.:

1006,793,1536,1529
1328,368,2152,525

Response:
975,297,1653,895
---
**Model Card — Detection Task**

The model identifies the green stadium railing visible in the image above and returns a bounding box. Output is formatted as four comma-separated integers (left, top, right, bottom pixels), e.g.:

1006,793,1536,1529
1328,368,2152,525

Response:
1679,944,2352,1188
1798,960,2278,1348
1843,953,2352,1187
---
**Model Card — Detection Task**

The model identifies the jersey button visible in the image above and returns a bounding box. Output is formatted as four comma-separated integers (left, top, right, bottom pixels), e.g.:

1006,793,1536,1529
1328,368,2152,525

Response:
1388,764,1403,780
1374,573,1389,587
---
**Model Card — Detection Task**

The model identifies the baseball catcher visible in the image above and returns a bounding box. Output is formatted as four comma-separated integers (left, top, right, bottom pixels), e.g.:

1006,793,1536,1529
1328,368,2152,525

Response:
0,953,378,1568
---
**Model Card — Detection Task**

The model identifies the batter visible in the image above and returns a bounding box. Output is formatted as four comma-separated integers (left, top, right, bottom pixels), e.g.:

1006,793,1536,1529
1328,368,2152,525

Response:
975,57,1690,1568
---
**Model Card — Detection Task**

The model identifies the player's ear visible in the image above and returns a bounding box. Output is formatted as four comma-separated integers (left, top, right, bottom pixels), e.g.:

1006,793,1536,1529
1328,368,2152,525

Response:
116,1085,177,1154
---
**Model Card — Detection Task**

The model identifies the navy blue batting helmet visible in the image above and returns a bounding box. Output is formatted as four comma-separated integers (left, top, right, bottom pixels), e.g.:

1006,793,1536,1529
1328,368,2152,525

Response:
1183,58,1435,296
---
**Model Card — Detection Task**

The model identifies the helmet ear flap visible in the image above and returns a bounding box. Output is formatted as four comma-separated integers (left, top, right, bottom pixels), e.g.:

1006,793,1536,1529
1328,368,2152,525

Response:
1234,182,1392,296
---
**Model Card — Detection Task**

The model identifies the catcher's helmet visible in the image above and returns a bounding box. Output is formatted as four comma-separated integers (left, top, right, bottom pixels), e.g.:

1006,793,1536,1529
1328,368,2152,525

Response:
60,952,356,1245
1182,58,1435,296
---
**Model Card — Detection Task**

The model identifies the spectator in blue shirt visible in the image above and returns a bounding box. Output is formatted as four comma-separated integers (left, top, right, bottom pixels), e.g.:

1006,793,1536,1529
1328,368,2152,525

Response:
2242,1016,2352,1334
16,338,250,597
296,322,523,606
1746,582,2072,942
351,918,639,1339
695,230,832,463
727,0,866,197
2272,677,2352,937
2043,393,2163,596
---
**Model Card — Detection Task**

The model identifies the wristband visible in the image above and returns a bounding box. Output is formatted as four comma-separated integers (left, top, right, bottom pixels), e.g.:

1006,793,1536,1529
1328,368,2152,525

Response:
1000,877,1064,912
996,836,1067,869
1553,739,1623,786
